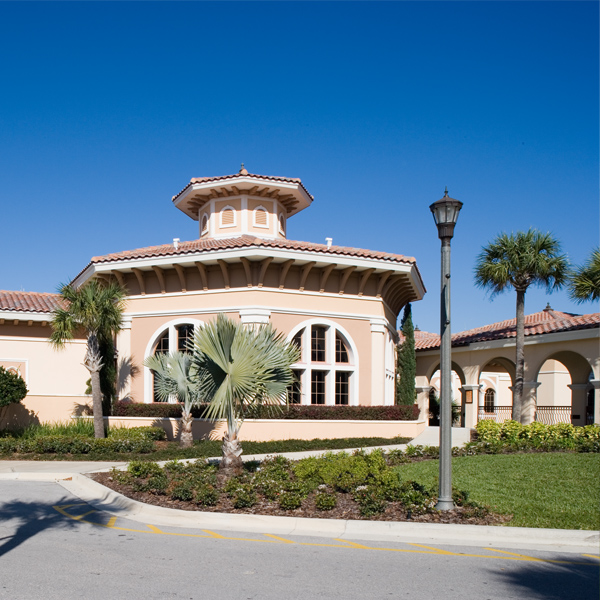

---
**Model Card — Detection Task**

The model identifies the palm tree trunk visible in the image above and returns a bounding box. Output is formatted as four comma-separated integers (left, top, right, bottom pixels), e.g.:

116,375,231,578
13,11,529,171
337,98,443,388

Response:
513,289,526,424
179,408,194,448
84,333,106,439
220,430,243,476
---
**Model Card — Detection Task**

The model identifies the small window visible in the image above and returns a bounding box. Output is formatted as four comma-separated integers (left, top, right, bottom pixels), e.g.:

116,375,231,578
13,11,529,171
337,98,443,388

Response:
335,372,350,405
254,207,268,228
177,324,194,353
311,370,327,404
335,333,349,363
154,331,169,354
288,370,303,404
278,213,285,234
201,214,209,235
220,207,236,227
484,389,495,413
311,326,327,362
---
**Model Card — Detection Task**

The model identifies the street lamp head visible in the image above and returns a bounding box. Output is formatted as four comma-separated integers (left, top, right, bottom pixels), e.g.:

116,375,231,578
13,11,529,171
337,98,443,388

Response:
429,188,463,240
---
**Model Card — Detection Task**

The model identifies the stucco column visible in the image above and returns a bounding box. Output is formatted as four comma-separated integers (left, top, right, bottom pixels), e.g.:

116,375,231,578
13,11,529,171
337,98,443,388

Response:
415,385,431,423
460,385,481,429
116,317,133,402
568,383,589,426
522,381,540,424
370,319,386,407
590,380,600,425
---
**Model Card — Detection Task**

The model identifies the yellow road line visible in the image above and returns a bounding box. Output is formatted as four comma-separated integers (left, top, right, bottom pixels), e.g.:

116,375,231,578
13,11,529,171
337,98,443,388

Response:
264,534,295,543
51,505,596,566
334,539,373,549
488,548,544,562
409,543,456,555
582,554,600,561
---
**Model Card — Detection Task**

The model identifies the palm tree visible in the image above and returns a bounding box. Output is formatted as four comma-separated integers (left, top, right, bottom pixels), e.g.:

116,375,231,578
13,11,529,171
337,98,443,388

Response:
50,280,126,438
144,352,200,448
569,248,600,303
474,229,568,424
192,313,299,475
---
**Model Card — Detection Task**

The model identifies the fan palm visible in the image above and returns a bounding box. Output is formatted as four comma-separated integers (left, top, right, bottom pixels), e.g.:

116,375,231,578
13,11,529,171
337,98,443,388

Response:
192,313,299,475
474,229,568,424
569,248,600,303
50,280,126,438
144,352,200,448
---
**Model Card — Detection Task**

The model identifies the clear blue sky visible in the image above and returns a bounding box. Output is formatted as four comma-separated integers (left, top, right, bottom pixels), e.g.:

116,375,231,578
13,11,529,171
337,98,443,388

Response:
1,1,597,333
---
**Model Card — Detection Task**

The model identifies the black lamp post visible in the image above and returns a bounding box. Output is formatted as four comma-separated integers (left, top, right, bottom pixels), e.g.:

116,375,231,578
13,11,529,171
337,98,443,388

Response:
429,188,463,511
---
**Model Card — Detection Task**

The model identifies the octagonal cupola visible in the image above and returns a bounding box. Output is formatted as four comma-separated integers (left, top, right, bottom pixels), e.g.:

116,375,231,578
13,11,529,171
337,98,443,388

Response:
172,165,313,240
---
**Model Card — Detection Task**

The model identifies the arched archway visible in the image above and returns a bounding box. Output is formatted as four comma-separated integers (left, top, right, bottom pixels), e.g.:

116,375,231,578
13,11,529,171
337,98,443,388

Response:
476,357,516,424
531,350,593,426
427,361,467,426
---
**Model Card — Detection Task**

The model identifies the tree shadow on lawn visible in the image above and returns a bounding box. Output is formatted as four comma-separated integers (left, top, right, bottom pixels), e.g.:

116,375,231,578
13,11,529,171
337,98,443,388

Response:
485,557,599,600
0,496,109,557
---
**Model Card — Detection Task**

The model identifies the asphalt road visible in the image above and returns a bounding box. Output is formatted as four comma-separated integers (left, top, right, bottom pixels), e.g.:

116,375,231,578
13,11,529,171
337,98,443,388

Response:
0,481,597,600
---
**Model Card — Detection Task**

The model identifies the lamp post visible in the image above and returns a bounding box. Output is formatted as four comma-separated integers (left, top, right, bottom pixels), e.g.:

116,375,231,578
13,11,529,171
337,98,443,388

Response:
430,188,463,511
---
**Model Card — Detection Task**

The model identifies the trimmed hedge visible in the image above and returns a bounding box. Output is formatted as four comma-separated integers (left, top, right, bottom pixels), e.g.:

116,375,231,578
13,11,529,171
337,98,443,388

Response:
0,435,155,455
112,401,420,421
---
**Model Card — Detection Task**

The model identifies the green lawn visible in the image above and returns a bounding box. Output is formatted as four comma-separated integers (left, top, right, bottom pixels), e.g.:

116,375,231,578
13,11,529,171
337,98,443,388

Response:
396,452,600,530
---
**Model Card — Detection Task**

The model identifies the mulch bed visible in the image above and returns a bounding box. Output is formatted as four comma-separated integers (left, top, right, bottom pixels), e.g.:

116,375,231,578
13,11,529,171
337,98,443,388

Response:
91,471,512,526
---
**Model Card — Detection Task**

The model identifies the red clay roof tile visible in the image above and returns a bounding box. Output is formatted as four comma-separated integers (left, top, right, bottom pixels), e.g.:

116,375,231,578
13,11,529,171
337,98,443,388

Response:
411,309,600,350
0,290,61,314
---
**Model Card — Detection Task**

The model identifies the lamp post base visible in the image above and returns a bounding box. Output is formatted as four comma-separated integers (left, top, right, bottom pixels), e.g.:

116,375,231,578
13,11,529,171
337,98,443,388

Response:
435,497,455,511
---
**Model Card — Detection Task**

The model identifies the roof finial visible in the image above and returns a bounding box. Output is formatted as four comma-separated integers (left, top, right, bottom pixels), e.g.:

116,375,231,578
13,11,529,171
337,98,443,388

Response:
444,186,449,197
239,163,248,175
544,302,552,312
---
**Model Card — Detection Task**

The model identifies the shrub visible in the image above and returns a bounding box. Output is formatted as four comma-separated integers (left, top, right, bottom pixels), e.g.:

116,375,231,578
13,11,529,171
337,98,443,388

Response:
353,485,386,516
232,484,257,508
0,366,28,411
194,484,219,506
170,482,194,501
127,461,162,478
315,492,337,511
109,426,166,441
278,491,303,510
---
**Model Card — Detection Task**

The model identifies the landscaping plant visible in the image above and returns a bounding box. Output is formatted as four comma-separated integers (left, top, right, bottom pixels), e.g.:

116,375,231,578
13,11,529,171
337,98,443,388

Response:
0,366,28,427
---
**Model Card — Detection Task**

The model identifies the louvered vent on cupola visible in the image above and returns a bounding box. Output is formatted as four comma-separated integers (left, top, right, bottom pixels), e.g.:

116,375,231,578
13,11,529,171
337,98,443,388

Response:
254,207,268,227
220,207,235,227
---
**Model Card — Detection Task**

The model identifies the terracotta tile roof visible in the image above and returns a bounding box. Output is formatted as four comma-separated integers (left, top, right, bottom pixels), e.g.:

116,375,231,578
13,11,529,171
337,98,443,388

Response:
173,172,313,201
0,290,61,314
412,309,600,350
88,235,417,266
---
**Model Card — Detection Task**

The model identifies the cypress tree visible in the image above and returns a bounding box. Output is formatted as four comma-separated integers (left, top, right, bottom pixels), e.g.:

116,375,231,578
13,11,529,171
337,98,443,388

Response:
396,303,416,405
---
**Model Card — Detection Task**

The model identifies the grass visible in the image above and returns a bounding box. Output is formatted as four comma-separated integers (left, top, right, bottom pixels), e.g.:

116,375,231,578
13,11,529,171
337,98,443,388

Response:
396,452,600,530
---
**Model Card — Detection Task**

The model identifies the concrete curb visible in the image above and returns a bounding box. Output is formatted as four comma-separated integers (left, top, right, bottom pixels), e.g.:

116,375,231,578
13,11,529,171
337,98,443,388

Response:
3,472,598,553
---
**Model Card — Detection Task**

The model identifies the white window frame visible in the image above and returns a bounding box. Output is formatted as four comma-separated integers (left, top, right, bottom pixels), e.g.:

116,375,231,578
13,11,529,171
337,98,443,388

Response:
143,318,205,403
287,319,358,406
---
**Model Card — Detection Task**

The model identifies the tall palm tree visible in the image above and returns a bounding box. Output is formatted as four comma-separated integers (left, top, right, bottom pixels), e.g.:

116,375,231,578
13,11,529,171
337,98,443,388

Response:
569,248,600,303
50,280,126,438
474,229,568,424
192,313,299,475
144,352,200,448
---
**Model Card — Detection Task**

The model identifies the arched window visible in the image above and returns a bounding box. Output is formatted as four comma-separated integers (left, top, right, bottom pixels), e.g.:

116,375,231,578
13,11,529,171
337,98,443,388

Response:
253,206,269,228
144,319,204,403
278,213,286,235
220,206,236,228
288,322,357,406
201,214,209,235
484,388,495,413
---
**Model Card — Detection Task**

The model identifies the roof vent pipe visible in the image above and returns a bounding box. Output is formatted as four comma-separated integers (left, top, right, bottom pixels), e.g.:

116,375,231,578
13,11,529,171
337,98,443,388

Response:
173,238,180,250
326,237,333,248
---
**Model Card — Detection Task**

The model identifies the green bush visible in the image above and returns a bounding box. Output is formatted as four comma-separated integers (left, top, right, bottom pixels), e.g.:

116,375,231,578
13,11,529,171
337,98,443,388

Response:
109,426,166,441
353,485,386,516
0,367,28,410
170,482,194,501
195,484,219,506
315,492,337,511
278,491,303,510
127,461,162,479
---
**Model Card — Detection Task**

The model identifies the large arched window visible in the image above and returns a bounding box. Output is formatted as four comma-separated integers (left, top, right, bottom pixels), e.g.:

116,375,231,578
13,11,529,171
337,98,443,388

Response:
144,319,204,403
287,321,358,406
484,388,495,413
